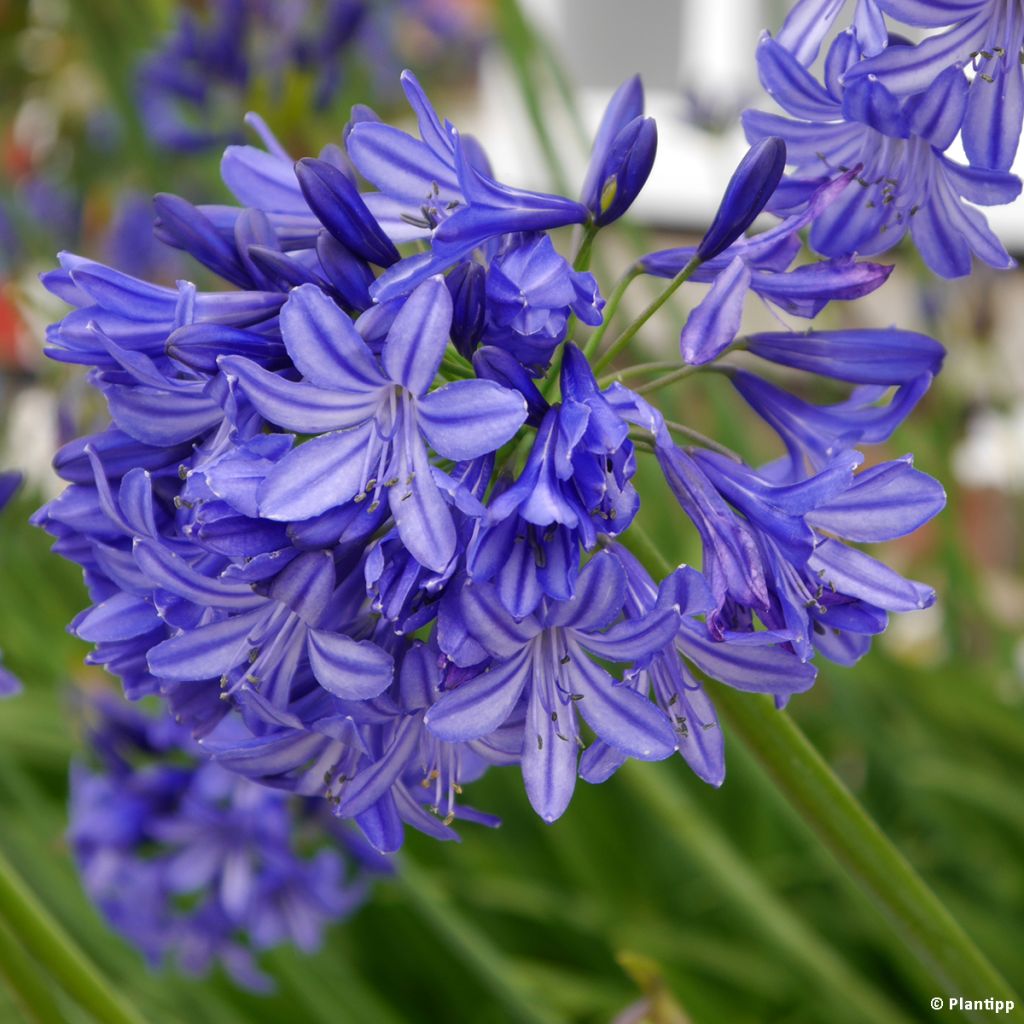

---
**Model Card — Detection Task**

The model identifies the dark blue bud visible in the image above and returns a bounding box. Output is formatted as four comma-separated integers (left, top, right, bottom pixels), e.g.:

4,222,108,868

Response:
581,75,645,213
696,137,787,262
234,208,280,292
246,244,327,292
590,116,658,226
294,157,400,267
446,261,487,359
166,323,286,374
153,193,250,288
473,346,549,426
315,231,375,313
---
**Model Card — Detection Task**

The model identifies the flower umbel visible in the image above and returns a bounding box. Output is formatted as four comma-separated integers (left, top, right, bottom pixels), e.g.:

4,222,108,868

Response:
36,45,959,941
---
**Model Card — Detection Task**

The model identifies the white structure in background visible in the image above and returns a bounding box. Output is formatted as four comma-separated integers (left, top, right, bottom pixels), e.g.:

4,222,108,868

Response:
2,387,61,499
473,0,1024,249
953,405,1024,494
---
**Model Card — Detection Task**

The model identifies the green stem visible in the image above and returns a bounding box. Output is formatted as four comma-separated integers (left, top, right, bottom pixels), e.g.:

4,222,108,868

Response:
582,267,641,362
0,846,147,1024
623,525,1022,1023
593,257,701,374
0,916,66,1024
631,365,702,396
663,420,742,461
394,858,563,1024
572,222,600,272
596,360,682,387
440,356,473,381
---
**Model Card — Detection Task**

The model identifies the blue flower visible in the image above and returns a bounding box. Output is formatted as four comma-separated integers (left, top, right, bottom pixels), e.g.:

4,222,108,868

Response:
744,30,1022,277
69,698,381,989
33,53,951,867
428,551,681,822
643,174,895,363
346,72,589,301
482,233,604,367
222,279,527,572
580,547,817,787
468,345,637,617
136,540,393,716
326,641,510,849
852,0,1024,171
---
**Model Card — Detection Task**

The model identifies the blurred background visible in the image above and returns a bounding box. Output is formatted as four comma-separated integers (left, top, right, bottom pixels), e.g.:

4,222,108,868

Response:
0,1,1021,1021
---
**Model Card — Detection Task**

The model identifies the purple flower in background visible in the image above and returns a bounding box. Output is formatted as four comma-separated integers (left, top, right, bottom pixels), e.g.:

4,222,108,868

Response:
69,697,383,988
136,0,482,154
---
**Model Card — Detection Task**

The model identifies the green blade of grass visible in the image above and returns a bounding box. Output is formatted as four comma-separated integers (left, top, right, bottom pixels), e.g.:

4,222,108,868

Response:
0,845,148,1024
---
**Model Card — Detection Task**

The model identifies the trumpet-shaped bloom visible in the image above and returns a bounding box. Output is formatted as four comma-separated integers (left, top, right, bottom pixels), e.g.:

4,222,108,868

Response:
223,279,527,572
853,0,1024,171
428,552,680,822
744,31,1021,277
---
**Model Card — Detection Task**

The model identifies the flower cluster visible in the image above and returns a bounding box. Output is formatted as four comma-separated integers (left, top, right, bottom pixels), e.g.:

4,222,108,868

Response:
35,58,956,879
743,0,1024,277
139,0,480,153
69,697,385,990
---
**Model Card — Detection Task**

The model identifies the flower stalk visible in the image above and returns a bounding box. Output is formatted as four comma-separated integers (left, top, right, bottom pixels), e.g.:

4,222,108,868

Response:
592,256,701,373
0,846,147,1024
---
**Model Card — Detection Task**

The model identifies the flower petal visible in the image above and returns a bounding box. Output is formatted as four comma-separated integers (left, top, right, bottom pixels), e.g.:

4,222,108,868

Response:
280,284,387,391
542,550,625,632
521,688,578,823
425,648,532,741
388,436,457,573
569,643,677,760
258,424,380,521
307,630,394,700
382,276,453,394
418,379,527,460
220,356,384,433
148,608,265,681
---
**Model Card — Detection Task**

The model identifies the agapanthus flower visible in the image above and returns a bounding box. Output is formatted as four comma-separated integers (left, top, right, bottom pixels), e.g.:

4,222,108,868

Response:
222,277,527,571
35,47,957,889
428,552,681,822
69,697,384,989
851,0,1024,172
744,29,1022,276
137,0,482,153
